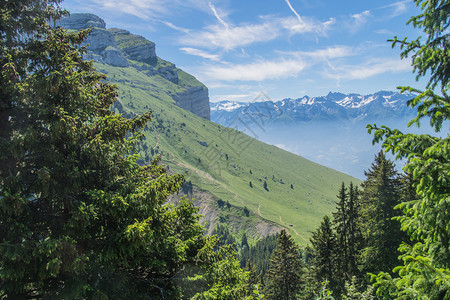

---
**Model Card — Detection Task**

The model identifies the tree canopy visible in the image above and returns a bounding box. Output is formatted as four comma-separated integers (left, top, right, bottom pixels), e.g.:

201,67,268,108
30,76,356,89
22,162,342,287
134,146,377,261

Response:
367,0,450,298
0,1,209,298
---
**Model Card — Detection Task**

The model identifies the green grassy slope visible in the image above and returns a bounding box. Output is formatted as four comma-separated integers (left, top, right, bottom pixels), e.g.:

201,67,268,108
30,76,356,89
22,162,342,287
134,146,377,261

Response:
95,61,360,245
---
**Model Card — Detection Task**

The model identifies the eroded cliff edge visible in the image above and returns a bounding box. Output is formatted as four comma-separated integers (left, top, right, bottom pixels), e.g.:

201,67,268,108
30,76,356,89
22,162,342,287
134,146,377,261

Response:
57,13,211,120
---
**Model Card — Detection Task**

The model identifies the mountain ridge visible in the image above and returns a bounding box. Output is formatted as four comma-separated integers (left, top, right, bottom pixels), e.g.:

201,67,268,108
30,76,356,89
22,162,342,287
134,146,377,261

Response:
57,13,211,120
211,90,415,125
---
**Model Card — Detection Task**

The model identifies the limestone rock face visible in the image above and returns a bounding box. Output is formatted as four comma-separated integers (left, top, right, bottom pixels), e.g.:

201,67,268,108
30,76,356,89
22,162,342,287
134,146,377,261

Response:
57,13,105,30
85,28,116,53
58,13,211,120
173,86,211,120
109,29,157,65
102,47,129,67
158,65,178,84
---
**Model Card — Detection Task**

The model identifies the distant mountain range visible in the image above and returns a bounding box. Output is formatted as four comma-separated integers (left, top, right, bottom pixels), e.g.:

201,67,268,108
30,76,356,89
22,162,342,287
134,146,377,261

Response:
211,91,420,179
211,91,415,126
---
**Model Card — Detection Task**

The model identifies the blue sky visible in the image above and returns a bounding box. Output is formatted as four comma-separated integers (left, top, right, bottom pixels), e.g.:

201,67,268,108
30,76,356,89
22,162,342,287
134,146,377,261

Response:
62,0,426,102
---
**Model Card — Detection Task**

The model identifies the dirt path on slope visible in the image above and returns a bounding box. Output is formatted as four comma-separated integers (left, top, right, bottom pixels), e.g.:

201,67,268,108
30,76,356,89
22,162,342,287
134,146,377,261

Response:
257,204,262,217
279,215,308,243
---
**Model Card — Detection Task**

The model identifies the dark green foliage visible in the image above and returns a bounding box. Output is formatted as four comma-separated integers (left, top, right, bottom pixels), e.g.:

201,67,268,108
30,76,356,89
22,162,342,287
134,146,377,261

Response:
241,233,249,249
244,206,250,217
0,2,217,298
265,230,304,300
263,180,269,191
182,179,193,195
217,198,225,208
359,151,404,275
191,237,250,300
333,182,362,291
240,233,279,276
368,1,450,297
306,215,338,295
212,224,236,248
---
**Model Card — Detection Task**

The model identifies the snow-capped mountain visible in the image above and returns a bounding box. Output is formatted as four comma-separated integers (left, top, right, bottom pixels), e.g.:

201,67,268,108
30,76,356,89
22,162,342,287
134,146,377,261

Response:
211,91,415,126
210,91,419,179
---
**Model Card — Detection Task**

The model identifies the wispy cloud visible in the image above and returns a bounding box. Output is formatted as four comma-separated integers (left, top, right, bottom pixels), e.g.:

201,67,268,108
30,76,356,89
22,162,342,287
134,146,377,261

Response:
352,10,371,25
200,58,307,81
349,10,371,32
90,0,212,20
179,21,280,50
208,2,229,30
179,47,221,61
91,0,169,20
178,15,334,51
280,45,354,59
161,21,191,34
281,16,335,35
285,0,304,24
325,58,411,80
374,29,393,35
379,0,411,17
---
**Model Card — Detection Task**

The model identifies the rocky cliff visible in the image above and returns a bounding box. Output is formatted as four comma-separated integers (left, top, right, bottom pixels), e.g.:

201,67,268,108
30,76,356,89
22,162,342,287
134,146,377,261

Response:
57,13,210,120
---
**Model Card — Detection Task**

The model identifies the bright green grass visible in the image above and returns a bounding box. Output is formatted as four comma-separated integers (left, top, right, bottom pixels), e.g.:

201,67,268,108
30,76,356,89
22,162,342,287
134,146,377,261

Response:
94,62,361,246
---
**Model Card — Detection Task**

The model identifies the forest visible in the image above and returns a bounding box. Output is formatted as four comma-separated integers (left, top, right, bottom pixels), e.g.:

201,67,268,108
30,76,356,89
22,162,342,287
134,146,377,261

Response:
0,0,449,299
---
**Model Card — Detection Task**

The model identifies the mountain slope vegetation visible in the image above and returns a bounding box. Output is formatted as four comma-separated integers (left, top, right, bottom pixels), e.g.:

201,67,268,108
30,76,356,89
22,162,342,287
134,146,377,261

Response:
61,14,359,245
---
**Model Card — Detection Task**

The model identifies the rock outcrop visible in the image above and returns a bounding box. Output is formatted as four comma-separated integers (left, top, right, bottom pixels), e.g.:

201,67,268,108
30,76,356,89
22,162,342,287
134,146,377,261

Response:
109,28,157,65
57,13,211,120
173,86,210,120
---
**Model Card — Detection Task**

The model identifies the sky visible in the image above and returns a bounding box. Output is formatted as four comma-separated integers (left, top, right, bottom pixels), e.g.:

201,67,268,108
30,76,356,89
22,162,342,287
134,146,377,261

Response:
62,0,426,102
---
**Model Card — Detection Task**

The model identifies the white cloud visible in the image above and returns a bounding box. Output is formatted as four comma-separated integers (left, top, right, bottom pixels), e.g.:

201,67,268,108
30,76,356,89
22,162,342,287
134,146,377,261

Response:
325,58,411,80
90,0,213,20
92,0,168,19
374,29,393,35
161,21,191,34
199,58,306,81
180,47,221,61
379,0,410,17
281,16,335,35
208,2,229,30
285,0,304,24
283,0,335,36
179,21,280,50
280,45,354,59
350,10,371,31
179,15,335,51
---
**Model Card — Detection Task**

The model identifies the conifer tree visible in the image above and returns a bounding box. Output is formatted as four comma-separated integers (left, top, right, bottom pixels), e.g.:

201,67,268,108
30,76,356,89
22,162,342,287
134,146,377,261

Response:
359,151,403,275
368,1,450,297
307,215,338,295
332,182,362,292
265,230,304,300
333,183,349,279
0,1,206,297
346,182,362,277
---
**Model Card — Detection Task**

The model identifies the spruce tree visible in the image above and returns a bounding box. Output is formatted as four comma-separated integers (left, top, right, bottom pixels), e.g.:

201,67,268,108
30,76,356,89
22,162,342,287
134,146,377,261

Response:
332,182,362,293
307,215,338,295
265,230,304,300
359,151,403,275
346,182,362,277
333,183,349,279
369,1,450,297
0,2,206,297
